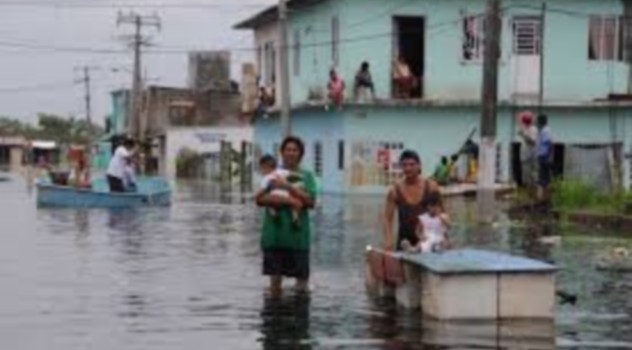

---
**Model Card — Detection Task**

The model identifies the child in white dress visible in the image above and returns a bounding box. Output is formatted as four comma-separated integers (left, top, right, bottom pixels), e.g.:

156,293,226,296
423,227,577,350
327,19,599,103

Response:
402,193,452,253
258,154,302,223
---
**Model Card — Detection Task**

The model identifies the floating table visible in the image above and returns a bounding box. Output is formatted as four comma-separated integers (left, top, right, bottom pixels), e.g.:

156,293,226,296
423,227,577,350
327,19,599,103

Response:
366,248,557,320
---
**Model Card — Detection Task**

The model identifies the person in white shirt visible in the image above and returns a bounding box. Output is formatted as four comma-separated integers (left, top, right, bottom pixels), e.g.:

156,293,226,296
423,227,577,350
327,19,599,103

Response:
518,111,538,188
257,154,302,224
402,193,452,253
106,138,135,192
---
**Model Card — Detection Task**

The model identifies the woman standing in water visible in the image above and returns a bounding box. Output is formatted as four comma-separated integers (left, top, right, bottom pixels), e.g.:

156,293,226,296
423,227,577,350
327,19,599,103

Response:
256,136,317,296
383,150,442,251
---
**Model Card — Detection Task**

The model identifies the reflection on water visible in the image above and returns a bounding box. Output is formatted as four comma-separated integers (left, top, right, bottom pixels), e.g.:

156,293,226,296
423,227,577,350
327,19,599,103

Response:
0,178,631,349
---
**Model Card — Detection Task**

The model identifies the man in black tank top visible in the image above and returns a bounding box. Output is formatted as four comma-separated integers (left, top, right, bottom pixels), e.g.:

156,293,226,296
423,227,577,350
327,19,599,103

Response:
383,150,442,251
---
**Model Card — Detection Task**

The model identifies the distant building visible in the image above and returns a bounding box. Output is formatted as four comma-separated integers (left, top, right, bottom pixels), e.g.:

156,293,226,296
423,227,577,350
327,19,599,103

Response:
0,136,25,172
188,51,232,91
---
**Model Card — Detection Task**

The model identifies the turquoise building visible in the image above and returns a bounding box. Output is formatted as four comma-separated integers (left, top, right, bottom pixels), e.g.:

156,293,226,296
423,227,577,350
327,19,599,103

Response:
237,0,632,194
92,89,131,171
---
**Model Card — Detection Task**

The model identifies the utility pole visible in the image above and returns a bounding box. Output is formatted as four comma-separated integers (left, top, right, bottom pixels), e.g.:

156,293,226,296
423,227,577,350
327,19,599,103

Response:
477,0,502,222
81,66,93,128
74,65,99,134
117,12,161,142
278,0,292,137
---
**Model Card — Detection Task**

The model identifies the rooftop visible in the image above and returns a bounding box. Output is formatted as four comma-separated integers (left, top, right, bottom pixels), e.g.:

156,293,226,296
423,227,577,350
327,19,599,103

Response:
233,0,323,29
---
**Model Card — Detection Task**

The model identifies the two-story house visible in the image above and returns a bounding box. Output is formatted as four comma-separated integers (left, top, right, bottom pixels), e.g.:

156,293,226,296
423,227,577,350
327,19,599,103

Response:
237,0,632,194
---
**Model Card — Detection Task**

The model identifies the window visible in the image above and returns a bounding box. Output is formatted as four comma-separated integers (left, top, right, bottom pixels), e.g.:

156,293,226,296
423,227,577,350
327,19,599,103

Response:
293,29,301,76
314,141,323,176
462,15,485,61
338,140,344,170
331,16,340,66
263,41,277,85
513,17,541,55
589,16,623,61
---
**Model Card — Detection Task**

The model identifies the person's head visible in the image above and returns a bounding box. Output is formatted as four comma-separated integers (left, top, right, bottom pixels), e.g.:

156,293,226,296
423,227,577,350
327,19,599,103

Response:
426,192,442,216
123,138,135,150
259,154,277,175
441,156,448,165
329,69,338,80
520,111,534,127
280,136,305,170
537,114,548,129
361,61,370,72
399,150,421,179
451,154,459,163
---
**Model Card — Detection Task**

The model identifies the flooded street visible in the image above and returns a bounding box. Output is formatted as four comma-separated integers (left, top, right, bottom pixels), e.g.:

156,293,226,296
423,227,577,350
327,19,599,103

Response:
1,177,631,349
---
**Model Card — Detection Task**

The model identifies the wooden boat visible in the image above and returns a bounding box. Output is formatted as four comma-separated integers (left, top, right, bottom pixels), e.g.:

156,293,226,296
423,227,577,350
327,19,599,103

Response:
36,177,171,208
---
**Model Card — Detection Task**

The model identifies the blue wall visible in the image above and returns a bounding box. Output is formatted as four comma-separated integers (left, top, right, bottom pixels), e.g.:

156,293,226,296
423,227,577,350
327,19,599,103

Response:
253,109,346,193
287,0,629,104
254,104,632,194
111,90,130,135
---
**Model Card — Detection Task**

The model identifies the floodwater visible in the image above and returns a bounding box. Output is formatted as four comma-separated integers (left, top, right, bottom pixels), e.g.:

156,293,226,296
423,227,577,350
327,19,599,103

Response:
1,175,631,349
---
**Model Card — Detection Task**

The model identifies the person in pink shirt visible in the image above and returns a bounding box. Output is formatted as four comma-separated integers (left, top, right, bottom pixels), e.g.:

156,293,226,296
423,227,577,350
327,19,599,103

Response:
327,69,345,109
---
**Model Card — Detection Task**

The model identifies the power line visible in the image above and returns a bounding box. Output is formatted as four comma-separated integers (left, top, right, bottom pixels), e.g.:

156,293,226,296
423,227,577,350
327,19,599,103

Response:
0,9,494,56
0,1,269,9
0,80,80,93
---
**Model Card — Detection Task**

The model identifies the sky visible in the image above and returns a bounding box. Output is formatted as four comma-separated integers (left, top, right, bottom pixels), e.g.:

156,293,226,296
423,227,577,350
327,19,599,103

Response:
0,0,275,124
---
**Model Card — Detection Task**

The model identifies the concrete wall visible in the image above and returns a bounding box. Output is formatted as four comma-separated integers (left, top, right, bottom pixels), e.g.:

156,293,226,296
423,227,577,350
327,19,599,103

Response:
165,127,253,179
144,87,244,138
276,0,629,105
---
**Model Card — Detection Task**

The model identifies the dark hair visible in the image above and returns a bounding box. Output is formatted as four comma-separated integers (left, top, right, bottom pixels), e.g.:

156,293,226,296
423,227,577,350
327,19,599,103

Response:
399,150,420,164
361,61,369,71
281,136,305,160
123,138,135,148
259,154,277,168
441,156,448,164
537,114,548,127
426,191,442,207
451,154,459,162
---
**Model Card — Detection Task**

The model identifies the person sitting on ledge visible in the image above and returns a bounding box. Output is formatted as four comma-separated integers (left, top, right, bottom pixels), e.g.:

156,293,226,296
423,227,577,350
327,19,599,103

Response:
353,61,375,102
327,69,346,110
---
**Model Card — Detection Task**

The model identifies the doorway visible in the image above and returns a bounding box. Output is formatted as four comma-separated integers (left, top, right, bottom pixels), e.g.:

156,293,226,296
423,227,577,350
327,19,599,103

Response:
393,16,425,98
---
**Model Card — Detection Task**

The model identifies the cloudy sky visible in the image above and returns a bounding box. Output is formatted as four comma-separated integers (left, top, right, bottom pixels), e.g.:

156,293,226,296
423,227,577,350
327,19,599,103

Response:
0,0,274,124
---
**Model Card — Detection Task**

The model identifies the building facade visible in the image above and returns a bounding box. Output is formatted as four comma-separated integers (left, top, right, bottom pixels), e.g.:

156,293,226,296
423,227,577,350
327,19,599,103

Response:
237,0,632,194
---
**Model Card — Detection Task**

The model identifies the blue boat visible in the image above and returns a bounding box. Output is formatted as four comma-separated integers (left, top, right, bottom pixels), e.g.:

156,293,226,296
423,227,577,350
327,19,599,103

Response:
36,177,171,208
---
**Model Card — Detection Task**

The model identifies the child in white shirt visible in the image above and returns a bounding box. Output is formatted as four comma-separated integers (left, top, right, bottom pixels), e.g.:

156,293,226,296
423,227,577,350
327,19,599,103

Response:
402,193,452,253
258,155,302,223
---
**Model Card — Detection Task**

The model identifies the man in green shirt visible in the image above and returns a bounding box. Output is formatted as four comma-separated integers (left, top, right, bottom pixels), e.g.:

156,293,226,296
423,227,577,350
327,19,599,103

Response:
256,137,317,296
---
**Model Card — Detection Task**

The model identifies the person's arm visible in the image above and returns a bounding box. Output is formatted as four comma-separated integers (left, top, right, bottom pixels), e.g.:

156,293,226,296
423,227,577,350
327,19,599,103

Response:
256,191,294,208
284,172,316,209
439,213,452,230
383,186,397,251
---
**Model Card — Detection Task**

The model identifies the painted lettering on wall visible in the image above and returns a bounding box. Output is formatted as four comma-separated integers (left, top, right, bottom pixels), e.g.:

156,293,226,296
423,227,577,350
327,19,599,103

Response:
348,141,405,187
194,133,227,144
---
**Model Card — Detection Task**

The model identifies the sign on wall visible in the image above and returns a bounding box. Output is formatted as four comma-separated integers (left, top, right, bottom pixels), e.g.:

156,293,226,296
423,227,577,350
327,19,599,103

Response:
349,140,405,187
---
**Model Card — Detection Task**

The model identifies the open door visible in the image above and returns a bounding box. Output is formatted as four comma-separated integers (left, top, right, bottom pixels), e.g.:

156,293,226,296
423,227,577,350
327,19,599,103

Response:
393,16,425,98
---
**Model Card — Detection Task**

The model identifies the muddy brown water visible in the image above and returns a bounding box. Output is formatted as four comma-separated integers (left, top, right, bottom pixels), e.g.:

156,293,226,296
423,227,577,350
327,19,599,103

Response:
0,177,631,349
